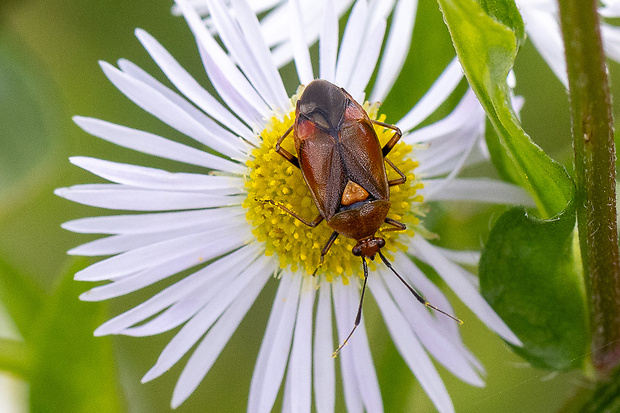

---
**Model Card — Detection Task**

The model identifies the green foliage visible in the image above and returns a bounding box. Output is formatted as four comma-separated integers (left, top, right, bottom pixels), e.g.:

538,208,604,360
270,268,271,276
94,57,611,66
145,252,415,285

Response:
438,0,587,373
29,259,123,413
0,257,124,412
479,205,588,370
437,0,573,218
0,30,58,206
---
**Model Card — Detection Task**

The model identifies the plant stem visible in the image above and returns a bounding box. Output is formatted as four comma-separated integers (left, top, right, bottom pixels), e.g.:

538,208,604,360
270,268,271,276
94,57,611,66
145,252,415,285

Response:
557,0,620,376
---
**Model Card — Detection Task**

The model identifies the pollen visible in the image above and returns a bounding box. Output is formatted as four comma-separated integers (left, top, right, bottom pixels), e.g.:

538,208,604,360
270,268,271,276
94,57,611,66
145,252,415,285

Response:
243,95,423,283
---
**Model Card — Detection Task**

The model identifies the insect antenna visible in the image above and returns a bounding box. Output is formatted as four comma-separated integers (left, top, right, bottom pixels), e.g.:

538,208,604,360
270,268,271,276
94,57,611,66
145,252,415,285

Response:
378,251,463,324
332,256,369,358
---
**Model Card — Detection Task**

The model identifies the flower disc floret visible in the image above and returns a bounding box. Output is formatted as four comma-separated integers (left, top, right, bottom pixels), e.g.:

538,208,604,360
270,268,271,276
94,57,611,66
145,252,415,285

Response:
243,94,423,283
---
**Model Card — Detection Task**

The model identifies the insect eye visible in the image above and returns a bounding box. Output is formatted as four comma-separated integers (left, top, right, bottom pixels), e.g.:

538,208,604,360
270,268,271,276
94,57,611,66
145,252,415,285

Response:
352,245,362,256
377,238,385,248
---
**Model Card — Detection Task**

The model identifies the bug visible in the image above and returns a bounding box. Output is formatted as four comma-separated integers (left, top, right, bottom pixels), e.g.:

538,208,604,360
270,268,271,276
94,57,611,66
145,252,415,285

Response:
264,79,461,357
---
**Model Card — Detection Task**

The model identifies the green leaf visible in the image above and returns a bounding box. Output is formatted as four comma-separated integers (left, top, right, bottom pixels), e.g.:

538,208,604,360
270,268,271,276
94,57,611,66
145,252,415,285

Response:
0,255,45,340
479,203,588,370
437,0,573,218
29,258,123,413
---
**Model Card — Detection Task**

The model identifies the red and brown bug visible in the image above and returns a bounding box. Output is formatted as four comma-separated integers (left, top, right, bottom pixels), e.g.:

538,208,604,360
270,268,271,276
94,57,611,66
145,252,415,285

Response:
264,79,461,356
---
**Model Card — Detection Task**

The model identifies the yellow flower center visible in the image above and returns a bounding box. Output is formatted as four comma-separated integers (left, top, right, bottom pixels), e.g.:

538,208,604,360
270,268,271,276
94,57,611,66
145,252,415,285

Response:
243,93,423,284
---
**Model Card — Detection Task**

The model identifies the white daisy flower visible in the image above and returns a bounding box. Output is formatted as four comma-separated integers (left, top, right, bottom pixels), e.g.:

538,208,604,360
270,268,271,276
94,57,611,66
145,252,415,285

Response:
56,0,530,411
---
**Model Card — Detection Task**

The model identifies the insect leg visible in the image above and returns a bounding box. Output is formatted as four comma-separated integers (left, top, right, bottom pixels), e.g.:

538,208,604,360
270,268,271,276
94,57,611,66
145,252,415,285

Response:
275,125,300,168
254,198,323,227
332,256,369,358
312,231,339,276
371,119,402,157
382,217,406,232
385,158,406,186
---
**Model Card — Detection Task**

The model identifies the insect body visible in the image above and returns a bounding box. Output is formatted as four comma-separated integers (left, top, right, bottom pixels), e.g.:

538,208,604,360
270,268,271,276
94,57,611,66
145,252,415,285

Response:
271,79,460,356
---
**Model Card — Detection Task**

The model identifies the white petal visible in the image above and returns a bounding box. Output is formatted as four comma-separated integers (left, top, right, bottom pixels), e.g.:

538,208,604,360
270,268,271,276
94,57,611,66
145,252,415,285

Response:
368,275,455,413
396,58,463,132
230,0,290,109
175,0,268,123
133,29,253,139
313,282,335,413
284,277,315,413
73,222,249,281
335,0,368,88
332,282,363,413
80,243,228,301
319,0,338,82
94,244,261,335
55,184,244,211
378,265,484,386
404,89,482,144
520,5,568,87
143,254,275,385
100,61,244,159
62,206,244,235
347,18,387,101
332,280,383,413
248,274,302,413
289,0,314,85
169,257,274,408
205,0,281,109
370,0,417,102
73,117,244,173
422,178,536,207
116,57,251,153
69,157,244,193
602,23,620,63
393,252,485,372
411,237,522,345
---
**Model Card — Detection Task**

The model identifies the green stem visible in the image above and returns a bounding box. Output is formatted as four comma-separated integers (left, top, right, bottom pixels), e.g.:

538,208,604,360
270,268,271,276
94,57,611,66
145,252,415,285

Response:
0,337,30,379
557,0,620,376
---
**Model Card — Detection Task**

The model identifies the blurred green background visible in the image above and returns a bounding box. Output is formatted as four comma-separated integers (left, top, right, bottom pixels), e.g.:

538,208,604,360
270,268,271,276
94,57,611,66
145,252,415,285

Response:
0,0,615,411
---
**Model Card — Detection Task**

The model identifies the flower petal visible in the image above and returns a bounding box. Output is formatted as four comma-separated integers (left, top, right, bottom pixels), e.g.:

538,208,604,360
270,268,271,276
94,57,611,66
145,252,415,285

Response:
69,157,244,193
370,0,417,102
289,0,314,85
283,277,315,413
133,28,253,139
332,281,383,413
55,184,244,211
411,237,522,345
73,117,244,173
93,244,261,335
169,257,274,408
62,206,244,235
248,273,302,413
319,0,338,82
396,58,463,132
369,275,455,413
313,282,335,413
422,178,536,206
73,222,249,281
99,61,244,159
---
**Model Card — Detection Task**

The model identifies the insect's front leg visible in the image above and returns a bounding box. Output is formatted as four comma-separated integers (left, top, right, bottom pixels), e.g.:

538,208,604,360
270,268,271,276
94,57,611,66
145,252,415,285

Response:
275,125,300,168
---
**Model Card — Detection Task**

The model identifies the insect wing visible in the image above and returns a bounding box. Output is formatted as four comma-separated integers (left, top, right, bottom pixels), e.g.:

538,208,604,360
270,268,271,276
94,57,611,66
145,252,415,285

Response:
295,118,347,220
338,102,389,201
